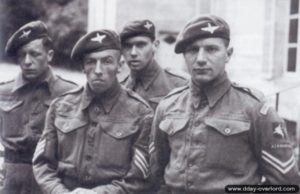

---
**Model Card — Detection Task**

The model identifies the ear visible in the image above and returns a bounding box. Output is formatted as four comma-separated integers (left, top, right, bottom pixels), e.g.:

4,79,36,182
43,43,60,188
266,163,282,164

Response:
47,49,54,63
225,47,233,63
117,60,122,74
152,39,160,52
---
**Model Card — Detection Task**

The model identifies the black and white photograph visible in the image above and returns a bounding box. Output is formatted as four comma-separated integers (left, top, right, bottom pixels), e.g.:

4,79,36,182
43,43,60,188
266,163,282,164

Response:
0,0,299,193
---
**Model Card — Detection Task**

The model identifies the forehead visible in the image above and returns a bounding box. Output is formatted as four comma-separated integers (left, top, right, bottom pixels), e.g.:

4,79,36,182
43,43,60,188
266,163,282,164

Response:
83,49,120,59
188,37,227,47
18,38,44,52
123,36,152,44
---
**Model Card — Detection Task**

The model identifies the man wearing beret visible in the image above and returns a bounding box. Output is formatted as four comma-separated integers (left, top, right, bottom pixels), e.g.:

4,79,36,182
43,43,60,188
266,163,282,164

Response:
150,15,299,194
33,29,153,194
0,21,77,194
120,19,188,110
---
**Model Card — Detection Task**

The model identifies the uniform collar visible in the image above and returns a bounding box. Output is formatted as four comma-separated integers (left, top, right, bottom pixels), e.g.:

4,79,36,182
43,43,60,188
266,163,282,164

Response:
12,67,56,93
190,72,231,108
81,81,121,114
129,59,161,90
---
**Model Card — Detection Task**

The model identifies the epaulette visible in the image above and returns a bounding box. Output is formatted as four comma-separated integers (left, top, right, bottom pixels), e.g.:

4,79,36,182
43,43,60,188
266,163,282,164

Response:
232,82,265,102
0,79,14,86
164,67,189,80
163,84,189,99
60,86,83,97
56,75,78,86
126,88,151,108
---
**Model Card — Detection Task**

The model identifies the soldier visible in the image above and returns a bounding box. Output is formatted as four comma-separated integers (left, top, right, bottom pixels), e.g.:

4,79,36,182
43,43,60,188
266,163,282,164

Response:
0,21,77,194
32,29,153,194
120,19,188,110
150,15,300,194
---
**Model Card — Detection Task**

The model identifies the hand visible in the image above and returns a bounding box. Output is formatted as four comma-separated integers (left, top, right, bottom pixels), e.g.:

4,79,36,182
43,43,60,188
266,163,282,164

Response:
72,188,97,194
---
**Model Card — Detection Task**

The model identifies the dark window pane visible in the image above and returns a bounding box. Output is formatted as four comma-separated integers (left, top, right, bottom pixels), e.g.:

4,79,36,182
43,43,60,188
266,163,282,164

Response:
289,19,298,43
290,0,299,14
287,47,297,72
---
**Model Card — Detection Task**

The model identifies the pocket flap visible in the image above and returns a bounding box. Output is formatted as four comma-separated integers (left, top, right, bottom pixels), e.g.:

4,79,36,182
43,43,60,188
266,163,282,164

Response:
204,117,250,136
101,121,138,139
159,117,189,136
0,100,23,112
55,117,87,133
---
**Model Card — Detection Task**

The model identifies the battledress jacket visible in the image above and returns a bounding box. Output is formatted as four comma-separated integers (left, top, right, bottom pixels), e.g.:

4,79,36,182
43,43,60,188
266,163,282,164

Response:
150,73,299,194
33,83,153,194
0,69,77,163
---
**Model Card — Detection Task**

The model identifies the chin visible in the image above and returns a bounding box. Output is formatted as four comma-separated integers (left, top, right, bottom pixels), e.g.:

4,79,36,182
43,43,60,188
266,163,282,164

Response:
193,76,213,85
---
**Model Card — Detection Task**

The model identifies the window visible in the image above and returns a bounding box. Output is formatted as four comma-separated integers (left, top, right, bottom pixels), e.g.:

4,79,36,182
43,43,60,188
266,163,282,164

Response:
287,0,300,73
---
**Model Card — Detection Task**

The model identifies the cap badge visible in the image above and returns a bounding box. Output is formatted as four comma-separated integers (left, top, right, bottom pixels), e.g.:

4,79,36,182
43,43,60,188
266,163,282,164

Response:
273,124,285,139
144,21,153,30
201,23,219,34
91,33,106,44
19,30,31,39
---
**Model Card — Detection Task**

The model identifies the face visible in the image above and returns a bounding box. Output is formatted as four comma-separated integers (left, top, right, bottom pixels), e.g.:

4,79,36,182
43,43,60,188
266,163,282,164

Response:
183,38,233,85
17,39,53,82
122,36,158,72
83,49,120,94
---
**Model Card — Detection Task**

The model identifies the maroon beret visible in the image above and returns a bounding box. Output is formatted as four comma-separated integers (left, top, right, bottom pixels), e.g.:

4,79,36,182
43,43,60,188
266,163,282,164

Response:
120,19,155,43
175,15,230,53
5,20,50,56
71,29,121,61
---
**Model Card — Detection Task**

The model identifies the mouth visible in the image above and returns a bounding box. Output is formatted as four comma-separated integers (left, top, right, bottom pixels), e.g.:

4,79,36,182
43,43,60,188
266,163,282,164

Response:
23,70,36,74
193,68,210,74
92,79,105,84
128,60,141,66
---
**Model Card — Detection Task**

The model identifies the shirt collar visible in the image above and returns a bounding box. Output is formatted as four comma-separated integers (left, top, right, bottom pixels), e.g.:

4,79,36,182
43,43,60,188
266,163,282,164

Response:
12,67,56,93
130,59,161,90
81,81,122,114
190,72,231,108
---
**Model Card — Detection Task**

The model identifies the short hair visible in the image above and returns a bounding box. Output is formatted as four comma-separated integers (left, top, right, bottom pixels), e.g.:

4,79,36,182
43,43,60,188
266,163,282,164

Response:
41,37,53,51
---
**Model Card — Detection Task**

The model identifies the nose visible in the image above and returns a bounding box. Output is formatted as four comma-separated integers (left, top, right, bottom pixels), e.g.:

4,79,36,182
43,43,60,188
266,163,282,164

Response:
24,54,32,66
130,45,137,56
94,60,103,74
196,49,207,66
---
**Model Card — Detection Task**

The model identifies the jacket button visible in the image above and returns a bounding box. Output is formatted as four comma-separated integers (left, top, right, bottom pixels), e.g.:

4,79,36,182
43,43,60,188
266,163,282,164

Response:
116,132,122,137
94,107,100,114
85,155,92,161
91,122,97,127
224,128,231,134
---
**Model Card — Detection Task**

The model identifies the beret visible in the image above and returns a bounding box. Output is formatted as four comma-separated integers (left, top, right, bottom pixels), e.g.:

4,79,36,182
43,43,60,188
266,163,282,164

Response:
175,15,230,53
71,29,121,61
5,20,50,56
120,19,155,43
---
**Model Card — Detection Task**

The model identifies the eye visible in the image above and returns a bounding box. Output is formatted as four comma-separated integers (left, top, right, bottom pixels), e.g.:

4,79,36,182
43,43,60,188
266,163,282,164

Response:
122,43,132,50
185,46,199,54
136,42,147,48
84,59,96,66
206,46,218,53
30,51,42,57
102,57,113,64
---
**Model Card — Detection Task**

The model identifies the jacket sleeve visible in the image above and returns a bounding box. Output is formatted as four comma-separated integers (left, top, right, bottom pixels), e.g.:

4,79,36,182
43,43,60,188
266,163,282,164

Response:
253,102,300,184
91,111,154,194
32,99,70,194
149,103,171,193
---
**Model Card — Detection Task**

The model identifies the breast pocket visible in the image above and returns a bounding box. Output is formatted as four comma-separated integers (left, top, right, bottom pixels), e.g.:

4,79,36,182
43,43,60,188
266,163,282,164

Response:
0,100,23,112
97,121,139,172
159,117,189,170
55,116,87,160
204,117,251,175
0,100,24,137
